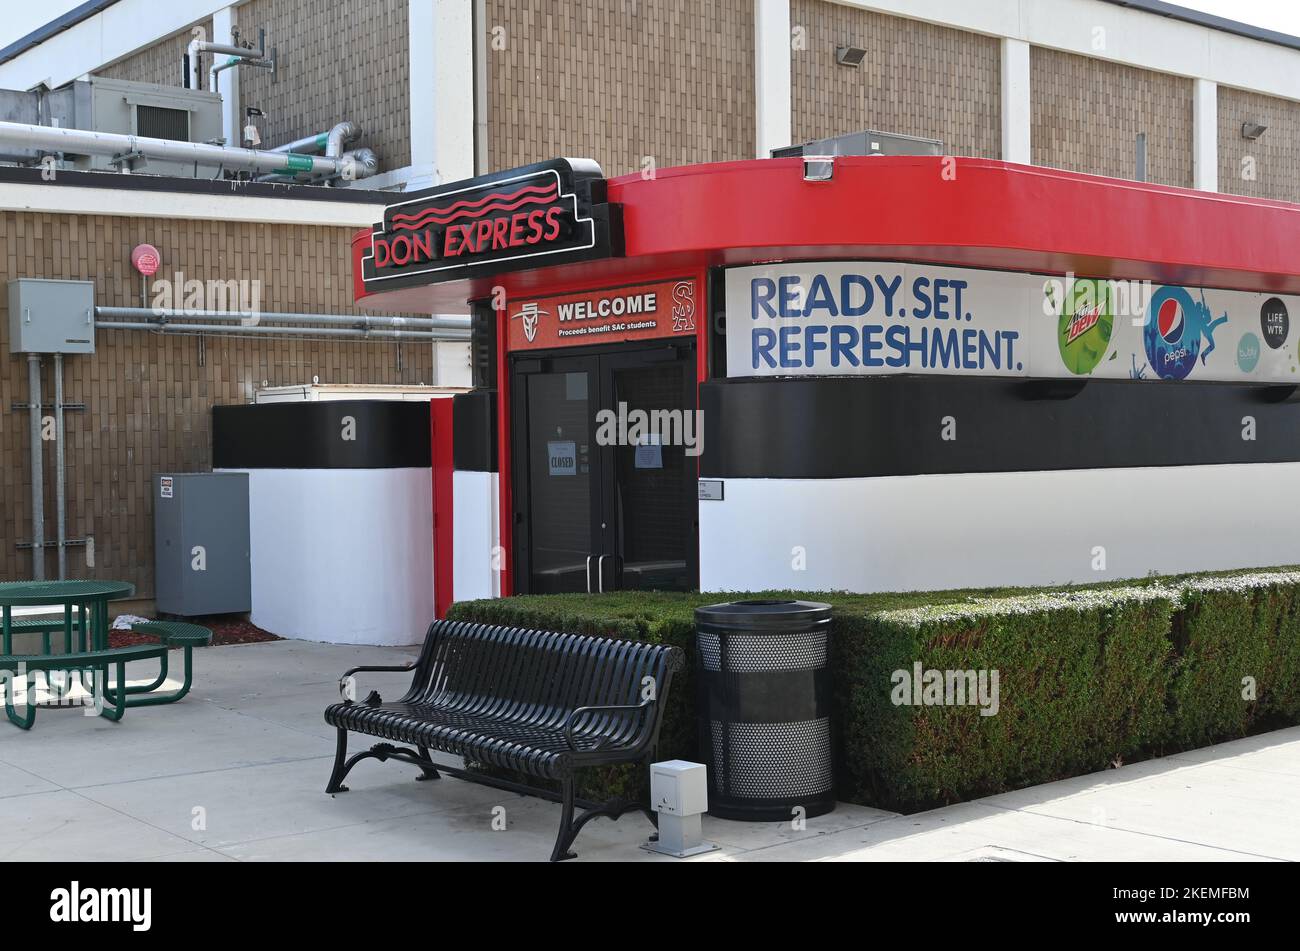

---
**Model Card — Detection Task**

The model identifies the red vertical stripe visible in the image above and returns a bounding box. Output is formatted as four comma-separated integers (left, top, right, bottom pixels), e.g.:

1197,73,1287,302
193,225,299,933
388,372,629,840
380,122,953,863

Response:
431,398,455,619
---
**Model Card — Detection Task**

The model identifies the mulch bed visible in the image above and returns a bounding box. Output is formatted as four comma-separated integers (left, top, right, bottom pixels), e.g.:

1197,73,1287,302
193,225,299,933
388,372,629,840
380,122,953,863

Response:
108,615,281,648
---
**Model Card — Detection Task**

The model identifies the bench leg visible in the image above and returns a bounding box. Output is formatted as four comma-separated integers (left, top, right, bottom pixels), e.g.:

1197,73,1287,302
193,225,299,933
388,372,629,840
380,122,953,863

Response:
326,728,352,793
551,785,660,862
415,746,441,781
327,732,441,793
3,674,36,730
95,663,129,722
550,778,579,862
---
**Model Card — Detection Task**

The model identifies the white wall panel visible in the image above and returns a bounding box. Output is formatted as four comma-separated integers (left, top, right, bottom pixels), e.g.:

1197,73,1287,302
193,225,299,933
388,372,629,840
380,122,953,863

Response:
227,467,434,645
700,464,1300,593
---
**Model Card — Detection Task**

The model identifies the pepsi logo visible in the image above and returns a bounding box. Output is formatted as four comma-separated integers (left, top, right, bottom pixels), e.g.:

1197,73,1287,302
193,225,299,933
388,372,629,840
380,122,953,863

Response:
1157,298,1184,344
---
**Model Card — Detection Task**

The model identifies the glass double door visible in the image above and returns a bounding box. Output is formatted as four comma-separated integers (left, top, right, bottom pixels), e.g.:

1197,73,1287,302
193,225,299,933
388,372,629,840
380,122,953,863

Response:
511,342,697,594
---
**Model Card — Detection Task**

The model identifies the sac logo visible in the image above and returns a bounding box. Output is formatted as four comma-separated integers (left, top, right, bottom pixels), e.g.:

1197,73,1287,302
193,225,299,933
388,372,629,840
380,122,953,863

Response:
1056,278,1113,375
1142,286,1228,381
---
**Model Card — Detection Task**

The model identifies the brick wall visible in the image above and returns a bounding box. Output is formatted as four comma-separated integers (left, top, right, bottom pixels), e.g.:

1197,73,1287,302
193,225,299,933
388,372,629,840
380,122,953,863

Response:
1031,46,1194,188
484,0,756,177
237,0,411,168
0,212,432,595
1217,86,1300,204
789,0,1001,158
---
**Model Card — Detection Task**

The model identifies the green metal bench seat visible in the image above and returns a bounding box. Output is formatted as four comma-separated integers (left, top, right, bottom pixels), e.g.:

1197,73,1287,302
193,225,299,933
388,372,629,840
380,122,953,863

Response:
0,645,169,729
132,621,213,647
5,615,92,654
123,621,214,706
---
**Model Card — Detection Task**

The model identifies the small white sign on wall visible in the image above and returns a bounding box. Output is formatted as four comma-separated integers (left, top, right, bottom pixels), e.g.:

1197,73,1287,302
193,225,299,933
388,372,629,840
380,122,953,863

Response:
159,477,174,499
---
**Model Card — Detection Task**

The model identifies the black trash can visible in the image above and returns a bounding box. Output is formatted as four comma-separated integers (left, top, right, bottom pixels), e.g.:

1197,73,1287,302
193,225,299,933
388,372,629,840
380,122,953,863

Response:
695,599,834,821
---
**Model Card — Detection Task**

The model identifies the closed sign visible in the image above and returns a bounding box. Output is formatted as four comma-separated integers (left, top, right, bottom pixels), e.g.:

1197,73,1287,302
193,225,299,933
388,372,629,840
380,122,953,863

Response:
548,441,576,476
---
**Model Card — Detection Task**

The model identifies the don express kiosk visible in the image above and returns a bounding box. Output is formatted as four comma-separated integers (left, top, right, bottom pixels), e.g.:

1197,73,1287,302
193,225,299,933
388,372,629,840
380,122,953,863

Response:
353,156,1300,611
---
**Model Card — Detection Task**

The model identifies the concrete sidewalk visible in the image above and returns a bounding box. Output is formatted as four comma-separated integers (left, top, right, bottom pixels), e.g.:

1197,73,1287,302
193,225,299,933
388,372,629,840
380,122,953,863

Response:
1,640,1296,862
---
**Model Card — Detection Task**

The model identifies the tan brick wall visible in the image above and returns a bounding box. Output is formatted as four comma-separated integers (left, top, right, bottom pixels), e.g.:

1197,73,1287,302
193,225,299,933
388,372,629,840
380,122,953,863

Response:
98,20,214,87
484,0,756,177
1217,86,1300,204
1031,47,1193,187
0,213,432,596
237,0,411,169
789,0,1001,158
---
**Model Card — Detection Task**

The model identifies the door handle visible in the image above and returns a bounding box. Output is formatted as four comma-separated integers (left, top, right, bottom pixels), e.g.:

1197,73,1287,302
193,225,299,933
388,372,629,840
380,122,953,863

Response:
586,555,594,594
596,555,607,594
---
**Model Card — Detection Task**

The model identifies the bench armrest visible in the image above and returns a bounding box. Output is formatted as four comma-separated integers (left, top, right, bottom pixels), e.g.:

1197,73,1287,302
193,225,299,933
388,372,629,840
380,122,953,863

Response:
563,699,654,751
338,663,417,700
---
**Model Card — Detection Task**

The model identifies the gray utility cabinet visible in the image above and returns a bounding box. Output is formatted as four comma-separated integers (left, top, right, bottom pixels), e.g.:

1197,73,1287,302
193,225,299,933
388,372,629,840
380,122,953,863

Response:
8,279,96,354
154,473,251,616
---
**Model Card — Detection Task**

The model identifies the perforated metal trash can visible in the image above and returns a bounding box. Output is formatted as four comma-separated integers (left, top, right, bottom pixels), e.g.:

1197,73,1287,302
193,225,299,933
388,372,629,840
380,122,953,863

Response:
695,599,834,821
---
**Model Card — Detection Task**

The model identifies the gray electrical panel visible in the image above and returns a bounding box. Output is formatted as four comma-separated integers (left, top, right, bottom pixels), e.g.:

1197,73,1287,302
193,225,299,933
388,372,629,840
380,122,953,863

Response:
154,473,251,616
772,129,944,158
8,279,95,354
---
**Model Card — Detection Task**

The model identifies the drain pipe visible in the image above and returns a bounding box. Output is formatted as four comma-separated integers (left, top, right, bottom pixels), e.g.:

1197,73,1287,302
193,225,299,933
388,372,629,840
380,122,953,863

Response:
27,354,44,581
96,306,469,332
0,120,367,181
54,353,66,580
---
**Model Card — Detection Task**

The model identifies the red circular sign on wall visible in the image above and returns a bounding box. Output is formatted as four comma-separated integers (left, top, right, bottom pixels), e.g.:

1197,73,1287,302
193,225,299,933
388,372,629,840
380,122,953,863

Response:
131,243,161,277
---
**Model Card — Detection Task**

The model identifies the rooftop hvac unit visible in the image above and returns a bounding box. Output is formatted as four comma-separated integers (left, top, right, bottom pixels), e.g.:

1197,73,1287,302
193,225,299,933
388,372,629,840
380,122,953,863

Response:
0,76,223,177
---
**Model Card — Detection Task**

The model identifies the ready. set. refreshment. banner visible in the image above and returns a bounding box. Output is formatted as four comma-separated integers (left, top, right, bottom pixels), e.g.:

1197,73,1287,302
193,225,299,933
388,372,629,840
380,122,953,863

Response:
725,261,1298,383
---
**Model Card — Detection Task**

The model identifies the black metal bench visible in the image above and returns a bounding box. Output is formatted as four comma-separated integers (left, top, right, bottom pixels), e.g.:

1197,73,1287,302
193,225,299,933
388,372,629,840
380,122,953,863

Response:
323,619,684,861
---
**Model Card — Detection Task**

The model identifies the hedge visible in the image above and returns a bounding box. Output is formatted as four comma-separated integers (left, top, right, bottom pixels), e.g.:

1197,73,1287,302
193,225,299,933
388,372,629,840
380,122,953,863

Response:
446,568,1300,812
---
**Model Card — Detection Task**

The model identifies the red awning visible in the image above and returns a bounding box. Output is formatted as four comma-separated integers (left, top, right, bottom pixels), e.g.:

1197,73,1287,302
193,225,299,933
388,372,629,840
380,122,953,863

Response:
354,156,1300,313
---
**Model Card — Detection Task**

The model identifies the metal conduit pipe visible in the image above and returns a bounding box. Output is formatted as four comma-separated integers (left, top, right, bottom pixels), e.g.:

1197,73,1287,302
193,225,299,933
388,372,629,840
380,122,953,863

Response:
27,354,44,581
211,55,272,98
95,307,470,332
188,34,267,90
96,322,470,341
325,122,361,158
0,120,366,180
255,146,376,185
54,354,66,580
271,122,362,157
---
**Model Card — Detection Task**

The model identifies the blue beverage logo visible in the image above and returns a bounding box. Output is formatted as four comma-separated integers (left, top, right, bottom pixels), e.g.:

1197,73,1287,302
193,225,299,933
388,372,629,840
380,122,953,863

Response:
1142,286,1228,381
1237,332,1261,373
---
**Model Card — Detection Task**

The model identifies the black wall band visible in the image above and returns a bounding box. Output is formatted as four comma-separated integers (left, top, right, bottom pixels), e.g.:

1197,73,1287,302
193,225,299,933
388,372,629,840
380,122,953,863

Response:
213,401,431,469
452,389,498,472
703,670,830,722
700,376,1300,479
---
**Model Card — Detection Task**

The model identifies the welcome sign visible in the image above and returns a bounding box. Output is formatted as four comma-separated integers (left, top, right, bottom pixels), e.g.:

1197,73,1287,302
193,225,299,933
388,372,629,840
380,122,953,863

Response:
725,262,1300,384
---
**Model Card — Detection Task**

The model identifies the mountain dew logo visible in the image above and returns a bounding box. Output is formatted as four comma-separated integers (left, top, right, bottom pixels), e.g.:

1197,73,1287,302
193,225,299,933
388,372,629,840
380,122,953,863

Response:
1056,278,1114,375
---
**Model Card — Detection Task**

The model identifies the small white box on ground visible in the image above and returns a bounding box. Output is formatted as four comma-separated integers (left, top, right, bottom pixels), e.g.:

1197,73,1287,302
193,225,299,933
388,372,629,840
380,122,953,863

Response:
651,759,708,815
642,760,718,858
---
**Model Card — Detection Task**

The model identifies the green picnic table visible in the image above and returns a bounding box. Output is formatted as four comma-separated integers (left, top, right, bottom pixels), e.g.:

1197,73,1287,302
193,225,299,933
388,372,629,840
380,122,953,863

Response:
0,579,134,656
0,580,211,729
